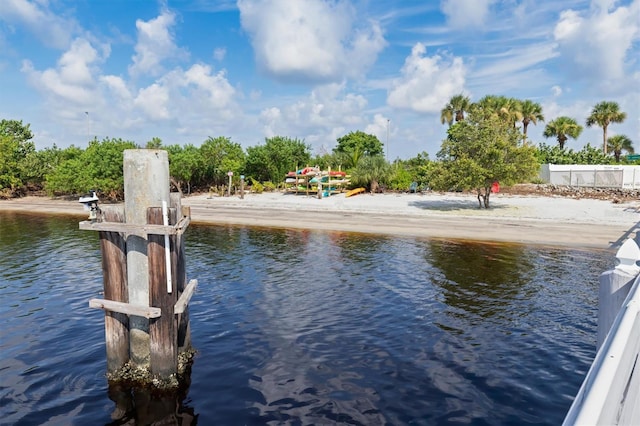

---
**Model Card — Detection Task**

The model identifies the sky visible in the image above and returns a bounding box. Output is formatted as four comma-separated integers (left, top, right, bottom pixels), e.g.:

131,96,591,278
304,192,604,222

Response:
0,0,638,160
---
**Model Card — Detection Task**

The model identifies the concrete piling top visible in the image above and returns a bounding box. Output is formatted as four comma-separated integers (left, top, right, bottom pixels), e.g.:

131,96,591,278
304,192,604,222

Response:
123,150,170,225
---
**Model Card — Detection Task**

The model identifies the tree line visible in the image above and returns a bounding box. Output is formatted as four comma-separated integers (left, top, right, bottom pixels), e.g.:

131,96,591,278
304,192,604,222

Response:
1,96,636,207
441,96,633,160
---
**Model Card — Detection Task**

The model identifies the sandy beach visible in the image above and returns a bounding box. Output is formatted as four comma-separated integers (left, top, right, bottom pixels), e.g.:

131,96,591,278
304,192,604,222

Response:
1,191,639,249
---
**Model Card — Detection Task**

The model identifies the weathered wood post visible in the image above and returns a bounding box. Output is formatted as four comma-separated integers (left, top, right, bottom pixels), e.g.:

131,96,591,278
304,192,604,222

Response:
81,149,197,386
147,207,177,377
240,175,245,199
597,237,640,349
99,208,129,373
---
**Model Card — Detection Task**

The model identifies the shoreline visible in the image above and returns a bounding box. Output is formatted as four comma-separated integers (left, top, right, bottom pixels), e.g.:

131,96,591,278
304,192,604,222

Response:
1,192,639,249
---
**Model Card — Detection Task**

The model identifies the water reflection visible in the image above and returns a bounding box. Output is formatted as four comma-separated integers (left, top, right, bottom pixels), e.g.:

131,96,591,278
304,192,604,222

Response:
106,378,196,425
242,229,388,424
426,240,536,320
1,215,611,425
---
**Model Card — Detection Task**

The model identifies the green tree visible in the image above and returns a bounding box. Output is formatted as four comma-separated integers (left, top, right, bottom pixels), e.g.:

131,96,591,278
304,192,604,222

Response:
574,143,612,164
428,115,538,208
199,136,246,186
387,163,413,191
536,143,611,165
0,119,35,194
536,143,573,165
405,152,434,189
166,144,202,194
19,144,68,189
520,100,544,145
607,135,634,162
45,138,137,199
334,131,383,168
350,155,391,193
586,101,627,154
440,94,472,126
145,137,163,149
245,136,311,184
543,117,583,149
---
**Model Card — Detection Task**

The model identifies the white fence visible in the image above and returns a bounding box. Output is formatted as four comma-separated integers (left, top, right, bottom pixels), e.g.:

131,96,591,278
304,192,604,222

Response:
564,239,640,425
539,164,640,189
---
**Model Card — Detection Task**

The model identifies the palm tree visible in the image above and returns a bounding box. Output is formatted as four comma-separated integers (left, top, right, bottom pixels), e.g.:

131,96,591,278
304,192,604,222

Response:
473,95,501,119
440,94,471,126
586,101,627,154
543,116,583,149
607,134,634,162
351,155,391,193
520,100,544,145
473,95,522,127
499,97,523,128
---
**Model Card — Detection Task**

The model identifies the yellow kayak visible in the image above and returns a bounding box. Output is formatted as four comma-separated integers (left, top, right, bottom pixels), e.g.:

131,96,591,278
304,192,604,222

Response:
345,187,366,198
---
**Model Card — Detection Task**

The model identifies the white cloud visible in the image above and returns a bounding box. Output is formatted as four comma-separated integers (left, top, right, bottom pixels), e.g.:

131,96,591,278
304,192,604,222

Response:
100,75,133,103
553,0,639,89
257,83,370,151
260,107,282,138
238,0,386,83
213,47,226,61
128,9,188,77
134,83,170,120
440,0,494,30
387,43,466,113
0,0,77,49
181,63,236,109
21,38,103,105
364,113,391,149
474,43,558,79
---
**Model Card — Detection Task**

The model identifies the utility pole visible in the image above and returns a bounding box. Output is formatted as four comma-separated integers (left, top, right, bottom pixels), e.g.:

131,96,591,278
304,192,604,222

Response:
85,111,89,141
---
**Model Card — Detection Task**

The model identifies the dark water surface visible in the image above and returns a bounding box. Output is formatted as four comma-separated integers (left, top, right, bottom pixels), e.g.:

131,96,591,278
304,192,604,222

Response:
0,212,609,425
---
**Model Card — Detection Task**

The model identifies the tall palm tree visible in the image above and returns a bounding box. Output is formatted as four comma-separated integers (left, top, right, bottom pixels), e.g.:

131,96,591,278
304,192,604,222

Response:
440,94,471,126
607,134,634,162
473,95,522,127
473,95,501,119
499,97,523,128
543,116,583,149
586,101,627,154
520,100,544,145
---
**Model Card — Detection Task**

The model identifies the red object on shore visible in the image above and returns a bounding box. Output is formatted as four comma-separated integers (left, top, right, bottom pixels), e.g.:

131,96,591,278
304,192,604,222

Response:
491,181,500,193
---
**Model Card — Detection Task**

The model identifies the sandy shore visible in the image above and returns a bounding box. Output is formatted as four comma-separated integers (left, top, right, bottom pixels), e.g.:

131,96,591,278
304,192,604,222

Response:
1,192,639,249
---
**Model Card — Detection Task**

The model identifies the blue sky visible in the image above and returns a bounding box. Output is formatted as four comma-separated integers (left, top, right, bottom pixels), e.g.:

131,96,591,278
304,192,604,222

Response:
1,0,638,159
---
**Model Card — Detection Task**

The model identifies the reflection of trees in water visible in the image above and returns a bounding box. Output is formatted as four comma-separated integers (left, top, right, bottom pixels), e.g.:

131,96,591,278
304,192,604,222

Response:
242,230,388,424
426,240,536,320
0,213,100,288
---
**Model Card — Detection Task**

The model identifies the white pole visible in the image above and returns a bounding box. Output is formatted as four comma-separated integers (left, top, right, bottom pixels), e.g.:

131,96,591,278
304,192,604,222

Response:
162,200,173,294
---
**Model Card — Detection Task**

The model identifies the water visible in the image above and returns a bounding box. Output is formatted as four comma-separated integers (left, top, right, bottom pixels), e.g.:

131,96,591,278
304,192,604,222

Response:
0,212,610,425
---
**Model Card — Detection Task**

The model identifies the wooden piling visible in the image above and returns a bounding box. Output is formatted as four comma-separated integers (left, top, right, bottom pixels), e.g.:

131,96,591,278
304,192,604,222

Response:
147,207,178,377
171,193,191,351
99,207,129,373
83,149,197,385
